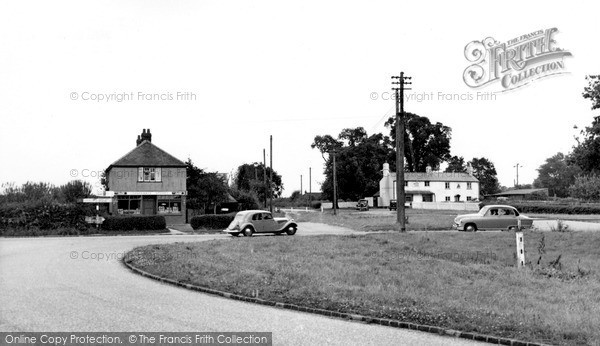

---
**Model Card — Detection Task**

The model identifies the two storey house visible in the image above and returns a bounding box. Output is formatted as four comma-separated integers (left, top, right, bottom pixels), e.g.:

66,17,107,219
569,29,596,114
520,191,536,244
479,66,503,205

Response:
106,129,187,224
379,162,480,209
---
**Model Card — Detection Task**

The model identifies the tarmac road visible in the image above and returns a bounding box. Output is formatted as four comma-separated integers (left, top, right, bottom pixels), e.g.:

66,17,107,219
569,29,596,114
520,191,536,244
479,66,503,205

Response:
0,224,483,346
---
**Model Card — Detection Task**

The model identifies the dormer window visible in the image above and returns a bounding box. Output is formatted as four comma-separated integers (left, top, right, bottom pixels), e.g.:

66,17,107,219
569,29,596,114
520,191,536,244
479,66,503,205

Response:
138,167,162,182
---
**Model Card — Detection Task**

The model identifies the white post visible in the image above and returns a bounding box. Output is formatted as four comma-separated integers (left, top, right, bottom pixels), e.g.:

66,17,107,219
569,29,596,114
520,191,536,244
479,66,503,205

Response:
516,219,525,267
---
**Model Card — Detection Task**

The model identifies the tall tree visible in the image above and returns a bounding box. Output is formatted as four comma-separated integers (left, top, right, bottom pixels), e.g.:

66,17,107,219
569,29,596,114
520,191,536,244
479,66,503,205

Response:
385,113,452,171
583,75,600,110
233,163,283,200
445,156,467,173
186,159,229,212
312,129,395,201
469,157,500,196
533,152,580,197
571,75,600,173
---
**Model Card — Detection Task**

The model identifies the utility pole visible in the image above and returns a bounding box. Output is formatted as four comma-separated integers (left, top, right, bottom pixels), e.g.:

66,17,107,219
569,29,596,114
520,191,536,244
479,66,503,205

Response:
300,174,303,195
263,149,267,208
392,72,411,232
269,135,273,213
309,167,312,208
332,149,338,215
514,163,521,187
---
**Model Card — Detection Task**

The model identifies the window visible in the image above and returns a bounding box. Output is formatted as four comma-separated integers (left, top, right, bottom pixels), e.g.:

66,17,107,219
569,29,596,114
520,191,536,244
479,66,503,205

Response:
158,196,181,214
138,167,162,182
405,195,413,202
445,182,450,189
425,181,430,187
404,181,408,187
117,195,141,214
423,194,433,202
457,184,461,189
467,196,472,201
467,182,472,190
445,196,450,201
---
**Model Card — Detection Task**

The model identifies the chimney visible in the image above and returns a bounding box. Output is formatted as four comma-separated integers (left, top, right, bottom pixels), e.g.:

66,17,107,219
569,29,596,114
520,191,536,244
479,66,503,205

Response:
426,165,432,173
136,135,142,146
137,129,152,145
382,162,390,177
466,162,473,175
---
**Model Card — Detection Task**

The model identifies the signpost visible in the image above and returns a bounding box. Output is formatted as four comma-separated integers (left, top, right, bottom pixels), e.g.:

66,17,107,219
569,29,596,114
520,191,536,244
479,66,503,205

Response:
515,219,525,267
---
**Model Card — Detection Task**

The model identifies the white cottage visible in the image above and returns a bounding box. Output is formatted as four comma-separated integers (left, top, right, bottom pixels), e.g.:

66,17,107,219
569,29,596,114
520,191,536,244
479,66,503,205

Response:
378,163,480,209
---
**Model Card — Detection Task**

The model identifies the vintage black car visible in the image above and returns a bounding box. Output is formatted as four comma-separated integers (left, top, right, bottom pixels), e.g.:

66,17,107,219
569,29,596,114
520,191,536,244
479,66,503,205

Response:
223,210,298,237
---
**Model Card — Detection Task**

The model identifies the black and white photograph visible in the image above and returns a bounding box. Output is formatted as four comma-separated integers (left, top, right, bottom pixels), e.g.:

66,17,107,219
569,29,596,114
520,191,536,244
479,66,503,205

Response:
1,1,599,345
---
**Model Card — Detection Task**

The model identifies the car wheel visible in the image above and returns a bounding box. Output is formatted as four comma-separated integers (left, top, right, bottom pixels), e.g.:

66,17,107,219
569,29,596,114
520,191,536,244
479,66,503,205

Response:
243,227,254,237
464,223,477,232
286,226,297,235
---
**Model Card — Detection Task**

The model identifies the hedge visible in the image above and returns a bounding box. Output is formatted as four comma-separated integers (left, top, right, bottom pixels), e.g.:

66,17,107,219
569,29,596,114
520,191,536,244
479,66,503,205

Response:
101,215,166,231
191,214,235,230
479,201,600,215
0,202,91,231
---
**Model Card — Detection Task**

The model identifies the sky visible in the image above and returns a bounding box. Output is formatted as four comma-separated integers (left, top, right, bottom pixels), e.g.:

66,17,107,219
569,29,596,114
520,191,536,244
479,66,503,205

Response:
1,1,599,197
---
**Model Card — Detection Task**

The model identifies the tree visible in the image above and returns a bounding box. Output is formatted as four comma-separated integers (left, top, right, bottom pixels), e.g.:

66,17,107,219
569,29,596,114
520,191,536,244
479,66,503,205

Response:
59,180,92,203
233,163,283,202
569,174,600,201
469,157,500,196
533,152,580,197
571,76,600,173
312,128,395,202
385,113,452,171
445,156,466,173
186,159,229,213
583,75,600,110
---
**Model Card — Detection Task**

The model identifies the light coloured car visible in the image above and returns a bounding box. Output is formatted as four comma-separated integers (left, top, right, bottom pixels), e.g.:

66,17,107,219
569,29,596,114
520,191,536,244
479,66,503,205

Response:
223,210,298,237
453,205,533,232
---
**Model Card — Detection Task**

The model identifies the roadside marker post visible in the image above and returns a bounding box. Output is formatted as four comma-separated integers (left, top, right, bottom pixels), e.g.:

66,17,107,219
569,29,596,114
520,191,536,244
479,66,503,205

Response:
516,219,525,268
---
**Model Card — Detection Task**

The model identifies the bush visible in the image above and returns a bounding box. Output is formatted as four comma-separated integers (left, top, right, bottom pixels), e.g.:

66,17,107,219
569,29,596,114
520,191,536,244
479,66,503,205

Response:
191,214,235,230
101,215,166,231
0,202,92,231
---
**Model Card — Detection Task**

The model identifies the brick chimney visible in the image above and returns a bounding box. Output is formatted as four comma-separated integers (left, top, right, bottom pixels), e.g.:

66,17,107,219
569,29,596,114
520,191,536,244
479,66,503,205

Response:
137,129,152,146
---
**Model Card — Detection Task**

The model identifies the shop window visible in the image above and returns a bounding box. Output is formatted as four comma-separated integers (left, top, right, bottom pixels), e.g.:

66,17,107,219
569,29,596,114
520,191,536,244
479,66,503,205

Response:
423,194,433,202
158,196,181,214
117,195,141,214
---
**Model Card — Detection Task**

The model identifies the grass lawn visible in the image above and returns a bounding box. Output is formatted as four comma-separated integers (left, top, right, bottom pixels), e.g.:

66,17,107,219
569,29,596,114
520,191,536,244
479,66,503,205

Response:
291,208,459,231
125,231,600,345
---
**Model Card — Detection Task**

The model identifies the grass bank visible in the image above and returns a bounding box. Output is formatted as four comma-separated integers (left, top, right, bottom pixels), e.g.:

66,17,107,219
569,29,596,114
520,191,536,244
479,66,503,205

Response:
291,208,458,231
125,231,600,345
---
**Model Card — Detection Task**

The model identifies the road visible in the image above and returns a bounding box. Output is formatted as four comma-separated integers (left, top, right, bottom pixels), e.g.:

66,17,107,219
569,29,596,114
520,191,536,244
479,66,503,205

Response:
0,224,483,346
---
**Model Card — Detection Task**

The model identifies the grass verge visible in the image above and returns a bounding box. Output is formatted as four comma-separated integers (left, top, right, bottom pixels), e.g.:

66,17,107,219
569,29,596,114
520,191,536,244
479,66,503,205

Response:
125,231,600,345
291,208,458,231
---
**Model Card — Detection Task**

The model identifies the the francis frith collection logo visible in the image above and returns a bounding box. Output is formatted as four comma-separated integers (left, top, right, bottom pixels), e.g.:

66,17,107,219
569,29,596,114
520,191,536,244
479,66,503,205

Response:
463,28,572,91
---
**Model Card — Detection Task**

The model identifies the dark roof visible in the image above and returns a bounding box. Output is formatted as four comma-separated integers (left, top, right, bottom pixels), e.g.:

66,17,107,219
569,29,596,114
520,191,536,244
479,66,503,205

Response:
109,140,186,168
389,172,479,182
492,188,548,196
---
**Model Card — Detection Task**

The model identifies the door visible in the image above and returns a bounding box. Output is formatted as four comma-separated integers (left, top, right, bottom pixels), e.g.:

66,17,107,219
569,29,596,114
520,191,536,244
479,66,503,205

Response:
143,197,155,215
496,207,517,229
260,212,278,232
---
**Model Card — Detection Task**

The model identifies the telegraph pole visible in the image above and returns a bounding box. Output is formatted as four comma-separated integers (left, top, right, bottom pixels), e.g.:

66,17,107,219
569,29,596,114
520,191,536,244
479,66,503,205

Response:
300,174,303,195
269,135,273,213
392,72,412,232
332,149,338,215
514,163,521,187
309,167,312,208
263,149,267,208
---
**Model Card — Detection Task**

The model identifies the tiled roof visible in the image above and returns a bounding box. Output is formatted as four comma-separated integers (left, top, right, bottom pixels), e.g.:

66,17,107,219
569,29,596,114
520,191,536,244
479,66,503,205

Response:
389,172,479,182
109,140,186,168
